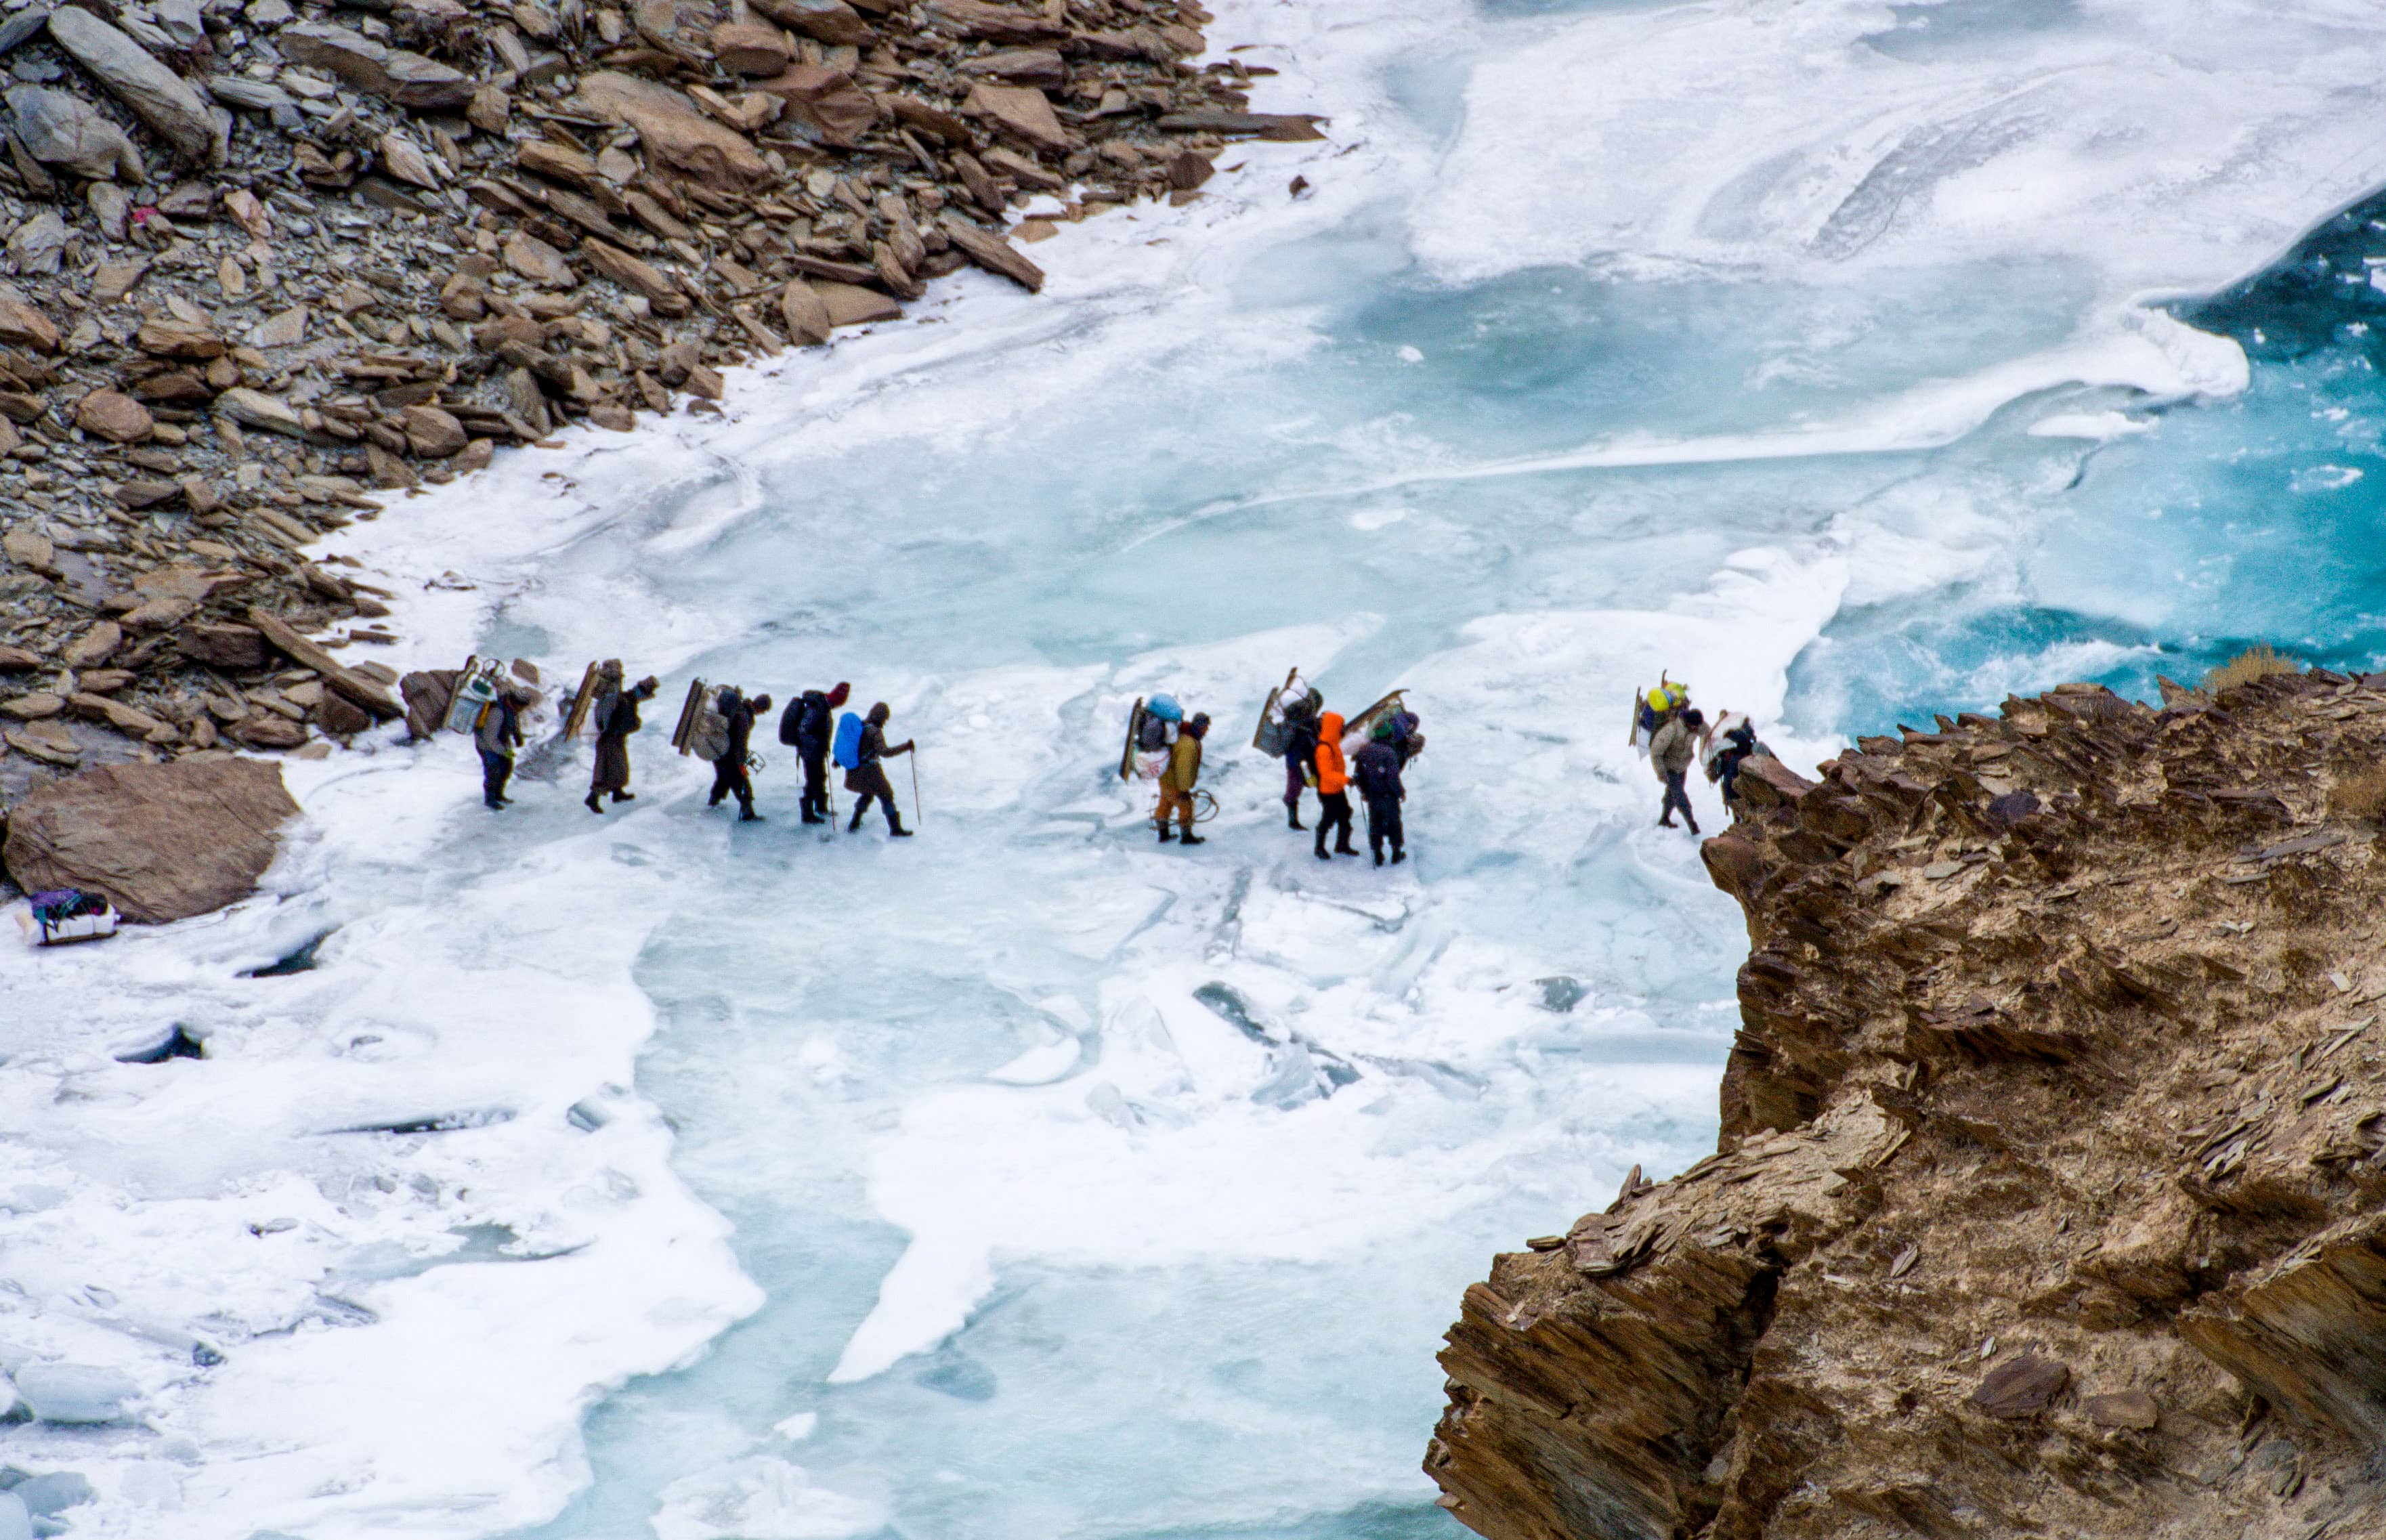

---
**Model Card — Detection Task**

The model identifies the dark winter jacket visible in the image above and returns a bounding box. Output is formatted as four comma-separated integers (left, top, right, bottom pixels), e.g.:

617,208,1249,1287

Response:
793,691,832,754
1352,740,1403,803
723,698,758,765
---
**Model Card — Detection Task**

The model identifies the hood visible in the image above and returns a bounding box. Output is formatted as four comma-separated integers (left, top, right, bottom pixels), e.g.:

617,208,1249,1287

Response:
1319,712,1345,740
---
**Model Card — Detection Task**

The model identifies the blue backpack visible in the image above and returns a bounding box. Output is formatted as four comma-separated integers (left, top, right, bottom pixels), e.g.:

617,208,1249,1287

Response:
832,710,865,769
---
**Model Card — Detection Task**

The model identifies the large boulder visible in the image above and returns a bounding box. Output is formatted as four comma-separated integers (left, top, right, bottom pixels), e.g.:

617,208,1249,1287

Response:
2,757,299,923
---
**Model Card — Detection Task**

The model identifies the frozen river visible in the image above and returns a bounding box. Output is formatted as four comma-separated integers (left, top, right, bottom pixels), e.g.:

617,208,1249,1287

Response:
9,0,2386,1536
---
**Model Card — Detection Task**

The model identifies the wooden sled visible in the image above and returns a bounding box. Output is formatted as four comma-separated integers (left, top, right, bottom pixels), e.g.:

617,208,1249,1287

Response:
670,677,708,756
563,662,604,739
1119,697,1146,782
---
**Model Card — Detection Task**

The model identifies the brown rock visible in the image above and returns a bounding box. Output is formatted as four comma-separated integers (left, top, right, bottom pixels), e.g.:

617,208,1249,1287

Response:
966,82,1073,152
2079,1390,2158,1430
114,479,182,511
885,95,973,146
177,622,267,670
749,64,877,148
571,72,772,190
779,279,832,345
468,85,512,135
69,691,176,743
1,691,63,719
1165,148,1215,192
277,21,476,112
3,529,56,573
1970,1354,2070,1419
813,280,902,327
504,232,578,289
516,139,600,190
962,47,1065,87
63,621,123,670
245,607,404,720
922,0,1065,42
750,0,874,43
939,215,1044,293
581,239,683,305
137,318,226,359
0,645,38,671
1155,108,1327,141
223,188,270,239
401,405,468,458
709,21,790,75
313,690,372,737
230,714,306,750
121,595,199,630
0,295,60,353
378,130,442,190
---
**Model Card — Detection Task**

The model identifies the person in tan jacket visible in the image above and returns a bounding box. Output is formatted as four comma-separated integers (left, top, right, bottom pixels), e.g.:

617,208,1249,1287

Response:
1157,712,1210,845
1650,706,1707,834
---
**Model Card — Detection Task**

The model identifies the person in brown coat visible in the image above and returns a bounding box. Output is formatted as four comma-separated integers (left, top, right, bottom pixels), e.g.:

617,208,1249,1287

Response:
845,702,915,837
1651,706,1707,834
585,675,658,815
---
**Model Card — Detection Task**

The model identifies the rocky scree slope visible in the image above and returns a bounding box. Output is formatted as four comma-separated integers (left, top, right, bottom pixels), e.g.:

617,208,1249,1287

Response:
1428,668,2386,1539
0,0,1304,800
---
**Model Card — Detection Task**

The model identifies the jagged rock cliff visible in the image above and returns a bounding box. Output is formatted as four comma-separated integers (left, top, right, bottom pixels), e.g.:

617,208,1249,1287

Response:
1428,668,2386,1539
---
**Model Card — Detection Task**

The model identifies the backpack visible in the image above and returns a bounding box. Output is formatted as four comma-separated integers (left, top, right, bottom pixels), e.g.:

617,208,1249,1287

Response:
1137,714,1172,752
777,695,806,747
832,710,866,769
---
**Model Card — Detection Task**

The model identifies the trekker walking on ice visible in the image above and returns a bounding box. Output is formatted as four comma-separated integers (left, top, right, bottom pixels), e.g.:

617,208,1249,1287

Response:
587,674,658,814
1281,693,1321,830
1653,705,1706,834
1157,712,1210,846
845,702,915,837
784,681,849,826
1352,717,1407,865
477,683,534,811
709,689,771,822
1311,711,1357,860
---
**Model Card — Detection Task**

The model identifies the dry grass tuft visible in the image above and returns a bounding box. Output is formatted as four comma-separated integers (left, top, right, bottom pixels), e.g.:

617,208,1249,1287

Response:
2331,765,2386,824
2202,645,2299,696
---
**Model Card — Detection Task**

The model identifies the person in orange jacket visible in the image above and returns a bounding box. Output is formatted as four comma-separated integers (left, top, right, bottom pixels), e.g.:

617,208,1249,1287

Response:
1312,712,1357,860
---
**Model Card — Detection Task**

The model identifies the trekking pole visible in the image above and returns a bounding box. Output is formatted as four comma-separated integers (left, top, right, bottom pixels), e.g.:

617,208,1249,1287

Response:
910,752,922,828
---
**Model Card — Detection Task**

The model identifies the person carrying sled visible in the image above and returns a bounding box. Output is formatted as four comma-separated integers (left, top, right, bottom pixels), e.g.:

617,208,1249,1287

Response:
477,683,536,811
1652,705,1707,834
1281,693,1321,830
845,702,915,836
586,673,660,814
1311,711,1357,860
1157,712,1210,846
783,681,849,825
709,689,772,821
1352,717,1407,866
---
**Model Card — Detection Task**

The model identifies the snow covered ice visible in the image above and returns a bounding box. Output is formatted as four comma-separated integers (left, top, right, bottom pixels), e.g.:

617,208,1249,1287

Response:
10,0,2386,1535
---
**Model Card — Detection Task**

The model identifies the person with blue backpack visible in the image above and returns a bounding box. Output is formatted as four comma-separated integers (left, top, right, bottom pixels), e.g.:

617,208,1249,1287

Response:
838,701,915,836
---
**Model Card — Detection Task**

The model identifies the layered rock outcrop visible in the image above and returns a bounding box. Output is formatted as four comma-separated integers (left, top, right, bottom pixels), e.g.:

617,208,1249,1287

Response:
1430,668,2386,1538
2,754,297,920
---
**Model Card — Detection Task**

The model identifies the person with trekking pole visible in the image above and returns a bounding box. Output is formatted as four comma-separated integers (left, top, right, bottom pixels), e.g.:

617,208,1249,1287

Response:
586,673,658,815
709,689,771,822
845,702,915,837
782,681,849,826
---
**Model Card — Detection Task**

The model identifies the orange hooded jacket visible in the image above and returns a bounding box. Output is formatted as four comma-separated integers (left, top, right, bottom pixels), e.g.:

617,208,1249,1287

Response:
1313,712,1348,794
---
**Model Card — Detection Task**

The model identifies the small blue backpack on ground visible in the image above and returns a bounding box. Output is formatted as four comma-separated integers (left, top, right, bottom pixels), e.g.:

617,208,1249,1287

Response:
832,710,865,769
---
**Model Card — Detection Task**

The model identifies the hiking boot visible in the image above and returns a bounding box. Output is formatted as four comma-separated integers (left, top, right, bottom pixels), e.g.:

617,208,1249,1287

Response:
585,792,605,815
890,824,914,838
1336,841,1358,857
739,811,764,823
1287,807,1304,830
1179,833,1206,846
1392,850,1407,865
1157,827,1174,842
1315,845,1332,861
801,812,826,826
612,792,635,803
1373,851,1385,867
1658,816,1676,828
1685,819,1700,836
847,810,865,833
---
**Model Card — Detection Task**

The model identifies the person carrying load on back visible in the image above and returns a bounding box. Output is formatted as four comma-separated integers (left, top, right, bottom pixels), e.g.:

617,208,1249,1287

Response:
1633,678,1690,750
586,673,660,815
845,702,915,837
782,681,850,825
1352,716,1407,866
1279,691,1321,830
1387,708,1424,769
1704,710,1771,812
708,688,771,821
1652,705,1707,834
477,683,536,811
1157,712,1210,846
1311,711,1357,860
